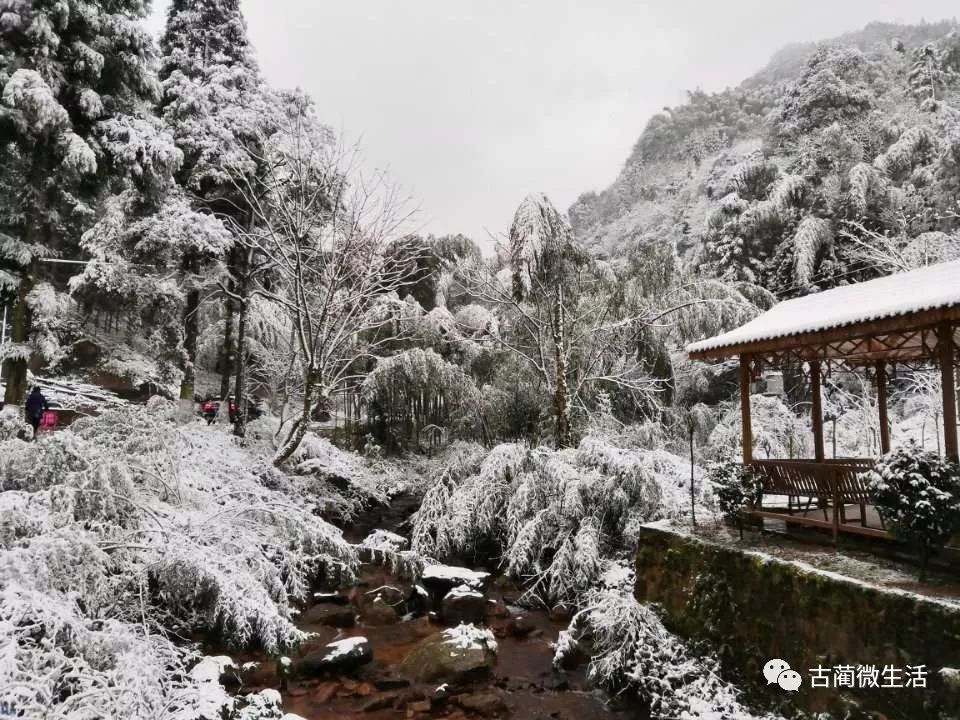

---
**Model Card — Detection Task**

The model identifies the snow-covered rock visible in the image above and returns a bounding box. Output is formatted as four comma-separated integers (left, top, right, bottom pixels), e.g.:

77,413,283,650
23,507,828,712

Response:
421,563,490,594
441,584,487,625
297,637,373,676
399,624,497,683
359,529,409,553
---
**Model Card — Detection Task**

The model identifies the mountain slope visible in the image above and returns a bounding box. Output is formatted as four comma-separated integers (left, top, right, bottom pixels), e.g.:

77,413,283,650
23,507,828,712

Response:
571,20,960,298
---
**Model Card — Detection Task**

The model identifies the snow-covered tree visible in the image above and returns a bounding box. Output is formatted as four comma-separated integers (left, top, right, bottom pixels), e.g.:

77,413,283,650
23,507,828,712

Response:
770,45,878,141
159,0,274,403
0,0,176,404
908,34,960,104
472,194,731,446
362,347,479,449
228,92,418,465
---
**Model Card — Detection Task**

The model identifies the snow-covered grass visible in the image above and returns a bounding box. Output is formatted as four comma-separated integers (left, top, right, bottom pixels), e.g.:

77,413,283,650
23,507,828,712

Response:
410,435,713,606
0,400,358,718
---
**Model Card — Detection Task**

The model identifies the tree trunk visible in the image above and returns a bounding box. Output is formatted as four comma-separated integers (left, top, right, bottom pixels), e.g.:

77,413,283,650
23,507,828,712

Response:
179,252,200,402
3,261,34,407
311,374,331,421
219,280,235,400
552,286,571,448
232,251,251,438
689,424,696,527
5,145,48,407
273,365,316,467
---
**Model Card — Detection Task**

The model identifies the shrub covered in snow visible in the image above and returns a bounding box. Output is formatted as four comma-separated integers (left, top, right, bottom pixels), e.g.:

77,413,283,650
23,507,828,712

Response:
708,458,761,539
0,405,26,441
410,436,712,605
555,590,780,720
867,442,960,576
0,401,356,717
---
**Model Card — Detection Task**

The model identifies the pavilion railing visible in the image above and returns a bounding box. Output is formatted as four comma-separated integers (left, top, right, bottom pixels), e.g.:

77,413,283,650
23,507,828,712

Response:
749,458,887,542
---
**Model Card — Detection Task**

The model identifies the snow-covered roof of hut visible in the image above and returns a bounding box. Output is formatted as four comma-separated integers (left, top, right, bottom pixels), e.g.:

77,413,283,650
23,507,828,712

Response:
687,260,960,358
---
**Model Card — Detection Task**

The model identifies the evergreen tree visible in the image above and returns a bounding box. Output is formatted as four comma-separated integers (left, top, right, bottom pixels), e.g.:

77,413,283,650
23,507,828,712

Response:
0,0,177,404
158,0,273,403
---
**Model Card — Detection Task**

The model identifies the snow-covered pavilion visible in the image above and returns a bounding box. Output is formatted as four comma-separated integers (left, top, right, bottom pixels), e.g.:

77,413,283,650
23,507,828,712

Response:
687,260,960,542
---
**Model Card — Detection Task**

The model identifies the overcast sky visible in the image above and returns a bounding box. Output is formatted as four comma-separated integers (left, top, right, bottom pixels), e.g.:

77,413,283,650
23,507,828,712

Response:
148,1,958,248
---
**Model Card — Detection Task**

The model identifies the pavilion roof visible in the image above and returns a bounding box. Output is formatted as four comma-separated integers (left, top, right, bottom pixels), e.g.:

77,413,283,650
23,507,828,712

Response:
687,260,960,362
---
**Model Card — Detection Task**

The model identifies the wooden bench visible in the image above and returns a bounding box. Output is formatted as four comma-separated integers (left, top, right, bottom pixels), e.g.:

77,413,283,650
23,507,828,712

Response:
750,459,888,542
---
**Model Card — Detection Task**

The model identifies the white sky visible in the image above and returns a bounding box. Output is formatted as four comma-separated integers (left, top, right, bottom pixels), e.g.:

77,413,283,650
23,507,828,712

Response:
147,1,959,248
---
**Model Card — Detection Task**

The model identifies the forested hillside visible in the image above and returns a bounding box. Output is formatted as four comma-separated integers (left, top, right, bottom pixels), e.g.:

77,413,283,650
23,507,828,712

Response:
570,20,960,299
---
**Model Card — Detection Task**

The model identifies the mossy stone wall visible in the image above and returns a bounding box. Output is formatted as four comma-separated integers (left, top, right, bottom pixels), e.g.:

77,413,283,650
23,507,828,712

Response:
634,525,960,718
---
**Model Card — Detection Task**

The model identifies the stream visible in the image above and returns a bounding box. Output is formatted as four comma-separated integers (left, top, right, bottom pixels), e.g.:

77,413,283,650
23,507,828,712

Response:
221,493,644,720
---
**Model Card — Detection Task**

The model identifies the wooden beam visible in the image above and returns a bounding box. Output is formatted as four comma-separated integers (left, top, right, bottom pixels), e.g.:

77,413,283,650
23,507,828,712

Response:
876,361,890,455
810,361,825,462
940,322,959,462
749,510,890,539
739,355,753,464
688,305,960,361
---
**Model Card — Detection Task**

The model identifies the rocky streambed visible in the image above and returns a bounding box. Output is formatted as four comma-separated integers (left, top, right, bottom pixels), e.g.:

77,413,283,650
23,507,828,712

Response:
214,495,642,720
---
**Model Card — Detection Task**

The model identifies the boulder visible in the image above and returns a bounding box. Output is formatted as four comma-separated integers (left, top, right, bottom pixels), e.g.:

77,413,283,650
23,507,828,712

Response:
402,584,431,617
399,624,497,684
485,598,510,619
505,616,534,638
312,591,350,606
441,585,487,625
301,603,356,628
456,691,508,716
360,694,398,712
358,529,409,553
421,564,490,608
297,637,372,676
360,584,407,607
359,597,399,626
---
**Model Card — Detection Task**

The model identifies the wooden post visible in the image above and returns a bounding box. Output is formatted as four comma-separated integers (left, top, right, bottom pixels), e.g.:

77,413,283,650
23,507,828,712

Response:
739,355,753,465
810,360,825,462
831,468,840,546
939,322,958,462
875,361,890,455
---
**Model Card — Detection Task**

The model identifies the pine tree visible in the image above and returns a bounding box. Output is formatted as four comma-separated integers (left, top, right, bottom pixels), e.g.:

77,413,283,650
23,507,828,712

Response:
158,0,273,403
0,0,177,404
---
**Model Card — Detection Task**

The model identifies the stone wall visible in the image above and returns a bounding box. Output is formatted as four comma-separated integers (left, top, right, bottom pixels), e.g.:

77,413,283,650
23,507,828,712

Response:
634,524,960,718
